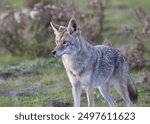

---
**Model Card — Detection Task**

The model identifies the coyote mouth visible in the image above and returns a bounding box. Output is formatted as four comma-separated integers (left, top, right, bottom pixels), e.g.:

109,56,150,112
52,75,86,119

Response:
54,54,62,57
52,51,65,57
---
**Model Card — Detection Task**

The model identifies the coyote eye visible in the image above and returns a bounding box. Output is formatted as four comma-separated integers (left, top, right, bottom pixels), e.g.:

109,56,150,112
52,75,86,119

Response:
63,41,67,45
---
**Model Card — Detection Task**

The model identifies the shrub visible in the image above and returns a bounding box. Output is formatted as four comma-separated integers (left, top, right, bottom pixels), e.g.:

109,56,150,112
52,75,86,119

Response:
0,0,105,57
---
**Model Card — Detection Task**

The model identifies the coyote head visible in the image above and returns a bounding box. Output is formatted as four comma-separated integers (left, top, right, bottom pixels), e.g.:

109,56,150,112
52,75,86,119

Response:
50,18,81,57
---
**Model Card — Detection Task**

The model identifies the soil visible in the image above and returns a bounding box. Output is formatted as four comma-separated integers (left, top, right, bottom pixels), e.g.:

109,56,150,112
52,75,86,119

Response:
0,72,17,80
51,100,72,107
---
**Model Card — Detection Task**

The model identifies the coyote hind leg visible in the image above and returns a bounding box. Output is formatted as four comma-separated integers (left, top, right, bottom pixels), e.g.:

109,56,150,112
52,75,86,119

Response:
98,84,117,107
114,81,133,107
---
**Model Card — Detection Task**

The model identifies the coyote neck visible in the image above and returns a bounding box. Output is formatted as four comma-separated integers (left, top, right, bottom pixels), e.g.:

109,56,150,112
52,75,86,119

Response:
62,37,95,75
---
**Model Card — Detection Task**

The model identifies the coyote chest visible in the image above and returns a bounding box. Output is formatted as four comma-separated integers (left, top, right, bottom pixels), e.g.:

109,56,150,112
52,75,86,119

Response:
62,55,92,87
62,55,88,76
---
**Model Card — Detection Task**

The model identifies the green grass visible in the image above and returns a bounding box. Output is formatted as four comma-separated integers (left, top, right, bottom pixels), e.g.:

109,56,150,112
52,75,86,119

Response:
106,0,150,9
0,0,24,8
0,55,150,107
9,0,24,8
0,0,150,107
0,55,73,107
0,55,26,67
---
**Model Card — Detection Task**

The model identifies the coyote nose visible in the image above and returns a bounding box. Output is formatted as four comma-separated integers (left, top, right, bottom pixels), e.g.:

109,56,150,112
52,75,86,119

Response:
52,51,56,55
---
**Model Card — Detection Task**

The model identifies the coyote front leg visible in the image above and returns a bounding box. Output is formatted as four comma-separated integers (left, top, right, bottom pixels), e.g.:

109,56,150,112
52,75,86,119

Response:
86,87,94,107
72,83,81,107
65,70,81,107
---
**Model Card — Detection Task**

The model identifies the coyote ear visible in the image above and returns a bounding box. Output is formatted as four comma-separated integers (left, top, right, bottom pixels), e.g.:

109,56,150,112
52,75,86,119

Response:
50,22,60,35
67,18,78,34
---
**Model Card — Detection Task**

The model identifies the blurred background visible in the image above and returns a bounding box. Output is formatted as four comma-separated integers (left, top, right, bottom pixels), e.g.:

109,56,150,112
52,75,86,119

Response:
0,0,150,107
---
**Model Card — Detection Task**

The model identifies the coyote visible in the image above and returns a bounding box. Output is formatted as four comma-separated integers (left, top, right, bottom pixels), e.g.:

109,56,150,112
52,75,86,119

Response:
50,18,138,107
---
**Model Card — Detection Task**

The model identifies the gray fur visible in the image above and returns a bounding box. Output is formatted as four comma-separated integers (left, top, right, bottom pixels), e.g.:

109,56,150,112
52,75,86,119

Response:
51,18,138,107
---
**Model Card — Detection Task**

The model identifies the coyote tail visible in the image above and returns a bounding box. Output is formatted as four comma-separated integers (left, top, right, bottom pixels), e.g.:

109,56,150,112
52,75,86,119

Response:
123,59,138,103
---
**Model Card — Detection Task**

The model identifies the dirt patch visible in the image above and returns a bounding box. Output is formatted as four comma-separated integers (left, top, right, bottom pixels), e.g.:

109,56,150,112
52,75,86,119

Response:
0,72,17,80
51,100,72,107
0,71,42,80
20,71,42,77
0,90,25,97
0,90,17,97
0,88,38,97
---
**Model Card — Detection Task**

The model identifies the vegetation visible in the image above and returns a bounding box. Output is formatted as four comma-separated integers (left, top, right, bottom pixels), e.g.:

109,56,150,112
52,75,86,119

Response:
0,0,150,107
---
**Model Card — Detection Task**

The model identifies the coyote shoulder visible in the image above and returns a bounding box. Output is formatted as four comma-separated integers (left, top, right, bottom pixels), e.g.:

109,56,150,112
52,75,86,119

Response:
50,18,138,107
